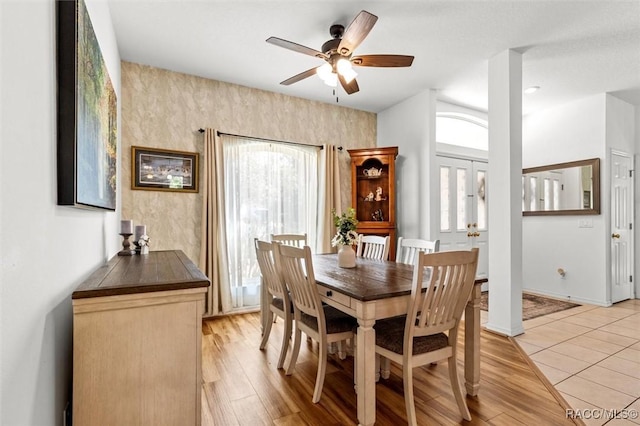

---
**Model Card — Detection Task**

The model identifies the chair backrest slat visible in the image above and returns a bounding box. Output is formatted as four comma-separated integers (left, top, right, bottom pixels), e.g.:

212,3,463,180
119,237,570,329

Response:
396,237,440,265
409,249,479,339
356,235,390,260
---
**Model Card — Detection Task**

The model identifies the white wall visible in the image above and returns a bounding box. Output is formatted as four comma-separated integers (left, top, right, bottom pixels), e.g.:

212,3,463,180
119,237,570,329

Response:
0,1,120,424
377,89,436,239
522,95,607,305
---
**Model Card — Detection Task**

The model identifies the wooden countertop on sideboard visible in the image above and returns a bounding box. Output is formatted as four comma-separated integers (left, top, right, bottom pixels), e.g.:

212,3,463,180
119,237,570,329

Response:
72,250,210,299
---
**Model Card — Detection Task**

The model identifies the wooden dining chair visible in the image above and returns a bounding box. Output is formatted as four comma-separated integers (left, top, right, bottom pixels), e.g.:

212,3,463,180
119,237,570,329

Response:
270,233,307,247
273,243,356,403
356,234,390,260
254,239,292,369
374,248,479,424
396,237,440,265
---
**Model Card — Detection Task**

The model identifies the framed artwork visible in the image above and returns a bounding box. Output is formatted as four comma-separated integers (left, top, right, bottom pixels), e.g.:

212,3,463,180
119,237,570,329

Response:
132,147,199,192
57,0,117,210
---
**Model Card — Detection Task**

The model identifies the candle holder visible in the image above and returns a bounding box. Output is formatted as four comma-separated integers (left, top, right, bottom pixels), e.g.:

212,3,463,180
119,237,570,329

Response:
118,233,134,256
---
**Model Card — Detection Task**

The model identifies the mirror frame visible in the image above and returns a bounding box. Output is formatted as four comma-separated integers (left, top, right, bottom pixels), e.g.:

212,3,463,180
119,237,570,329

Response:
522,158,600,216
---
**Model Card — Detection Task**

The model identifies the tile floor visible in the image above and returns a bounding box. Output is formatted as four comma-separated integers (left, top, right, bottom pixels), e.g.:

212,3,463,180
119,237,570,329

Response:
481,299,640,426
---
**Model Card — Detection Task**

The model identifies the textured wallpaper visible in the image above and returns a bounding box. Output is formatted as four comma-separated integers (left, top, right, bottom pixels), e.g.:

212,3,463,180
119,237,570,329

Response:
121,62,376,263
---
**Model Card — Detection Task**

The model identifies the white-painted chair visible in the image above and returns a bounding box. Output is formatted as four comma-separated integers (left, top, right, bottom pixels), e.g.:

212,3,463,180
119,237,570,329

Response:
270,233,307,247
396,237,440,265
356,234,390,260
274,244,356,403
255,239,292,369
374,248,479,425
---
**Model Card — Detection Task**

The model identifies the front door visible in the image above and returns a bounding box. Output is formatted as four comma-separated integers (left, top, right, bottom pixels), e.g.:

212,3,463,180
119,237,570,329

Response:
435,156,489,281
611,151,633,303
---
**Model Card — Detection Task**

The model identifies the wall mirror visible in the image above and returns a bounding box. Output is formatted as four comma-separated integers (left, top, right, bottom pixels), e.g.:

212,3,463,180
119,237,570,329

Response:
522,158,600,216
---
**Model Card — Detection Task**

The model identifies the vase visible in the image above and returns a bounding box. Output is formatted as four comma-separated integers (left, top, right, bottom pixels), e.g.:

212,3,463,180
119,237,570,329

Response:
337,244,356,268
141,246,149,255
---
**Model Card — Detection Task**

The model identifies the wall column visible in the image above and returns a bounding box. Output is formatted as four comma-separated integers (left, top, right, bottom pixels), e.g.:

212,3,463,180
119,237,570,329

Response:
485,49,524,336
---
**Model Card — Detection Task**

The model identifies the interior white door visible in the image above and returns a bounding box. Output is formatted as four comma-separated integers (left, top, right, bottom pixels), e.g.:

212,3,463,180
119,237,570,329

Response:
611,152,633,303
436,156,489,280
473,161,489,280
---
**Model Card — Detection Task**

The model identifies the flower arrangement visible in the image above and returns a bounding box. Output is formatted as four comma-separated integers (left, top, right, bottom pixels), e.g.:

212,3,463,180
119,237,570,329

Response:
331,207,359,247
138,234,150,247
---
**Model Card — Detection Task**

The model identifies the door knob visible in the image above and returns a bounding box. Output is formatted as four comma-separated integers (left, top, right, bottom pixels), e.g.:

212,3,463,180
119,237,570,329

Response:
474,232,481,237
467,232,473,237
612,233,621,239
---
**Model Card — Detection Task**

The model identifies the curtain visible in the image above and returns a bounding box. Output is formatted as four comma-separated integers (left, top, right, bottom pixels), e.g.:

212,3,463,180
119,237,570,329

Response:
199,129,232,316
316,144,342,253
221,135,319,309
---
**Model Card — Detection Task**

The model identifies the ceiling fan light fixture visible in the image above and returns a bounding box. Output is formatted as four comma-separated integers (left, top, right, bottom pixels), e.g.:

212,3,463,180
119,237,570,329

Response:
336,58,357,83
341,67,358,84
317,63,333,80
336,58,352,74
323,72,338,87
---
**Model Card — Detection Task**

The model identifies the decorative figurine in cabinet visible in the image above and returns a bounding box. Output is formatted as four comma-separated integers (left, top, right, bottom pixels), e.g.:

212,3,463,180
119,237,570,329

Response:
348,146,398,260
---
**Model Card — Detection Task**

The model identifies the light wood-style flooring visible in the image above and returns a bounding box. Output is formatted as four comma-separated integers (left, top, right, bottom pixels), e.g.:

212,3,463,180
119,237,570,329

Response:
201,312,576,425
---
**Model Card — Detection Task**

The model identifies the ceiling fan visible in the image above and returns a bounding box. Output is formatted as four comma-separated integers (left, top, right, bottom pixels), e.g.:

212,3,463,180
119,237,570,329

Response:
266,10,414,95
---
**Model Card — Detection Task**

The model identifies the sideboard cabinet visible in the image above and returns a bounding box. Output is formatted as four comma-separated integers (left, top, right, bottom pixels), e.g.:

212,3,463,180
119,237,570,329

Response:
72,250,210,425
348,146,398,260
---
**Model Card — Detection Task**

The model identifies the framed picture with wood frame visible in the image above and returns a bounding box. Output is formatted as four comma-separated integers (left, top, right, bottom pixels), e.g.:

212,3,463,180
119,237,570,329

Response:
131,146,199,192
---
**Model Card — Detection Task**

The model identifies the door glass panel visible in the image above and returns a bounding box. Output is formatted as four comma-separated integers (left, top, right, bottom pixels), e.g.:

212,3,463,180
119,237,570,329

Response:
457,169,467,230
522,176,526,211
476,171,486,230
529,176,538,211
553,179,560,210
440,166,450,231
544,178,551,210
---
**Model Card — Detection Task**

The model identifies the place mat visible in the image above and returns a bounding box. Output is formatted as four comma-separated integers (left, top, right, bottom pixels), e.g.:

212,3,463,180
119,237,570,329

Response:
480,292,580,321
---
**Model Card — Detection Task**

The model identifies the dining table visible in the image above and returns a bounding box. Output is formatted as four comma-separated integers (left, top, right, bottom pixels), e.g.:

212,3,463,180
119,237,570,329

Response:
310,253,486,426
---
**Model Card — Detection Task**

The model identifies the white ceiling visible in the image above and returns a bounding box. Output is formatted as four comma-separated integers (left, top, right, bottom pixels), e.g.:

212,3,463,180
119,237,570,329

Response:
106,0,640,115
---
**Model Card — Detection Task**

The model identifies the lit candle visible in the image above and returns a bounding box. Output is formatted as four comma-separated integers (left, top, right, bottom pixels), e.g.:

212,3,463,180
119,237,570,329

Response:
120,220,133,235
134,225,147,242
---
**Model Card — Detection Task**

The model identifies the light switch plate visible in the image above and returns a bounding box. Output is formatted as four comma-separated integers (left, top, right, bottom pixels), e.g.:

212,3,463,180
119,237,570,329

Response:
578,219,593,228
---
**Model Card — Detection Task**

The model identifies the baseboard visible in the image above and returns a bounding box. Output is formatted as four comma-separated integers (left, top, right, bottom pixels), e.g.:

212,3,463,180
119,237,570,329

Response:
522,289,611,307
483,322,525,337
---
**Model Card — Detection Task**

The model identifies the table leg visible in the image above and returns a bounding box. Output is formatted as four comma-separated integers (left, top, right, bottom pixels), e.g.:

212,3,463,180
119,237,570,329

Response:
355,303,376,426
464,283,481,396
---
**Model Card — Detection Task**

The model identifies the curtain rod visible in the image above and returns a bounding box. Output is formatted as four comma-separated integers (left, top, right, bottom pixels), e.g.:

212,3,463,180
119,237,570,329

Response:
198,128,343,151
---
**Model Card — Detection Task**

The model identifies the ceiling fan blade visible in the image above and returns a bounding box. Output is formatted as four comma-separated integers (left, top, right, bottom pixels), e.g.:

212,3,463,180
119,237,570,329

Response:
351,55,414,67
338,74,360,95
280,67,320,86
266,37,328,59
337,10,378,56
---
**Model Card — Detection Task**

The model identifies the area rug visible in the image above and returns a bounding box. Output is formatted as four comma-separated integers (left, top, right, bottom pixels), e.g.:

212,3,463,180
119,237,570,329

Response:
480,292,580,321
